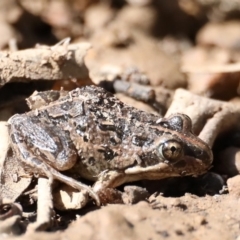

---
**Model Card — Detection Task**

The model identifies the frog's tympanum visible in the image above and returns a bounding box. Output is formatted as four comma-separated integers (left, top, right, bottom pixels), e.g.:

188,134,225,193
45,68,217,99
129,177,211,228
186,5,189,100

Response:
8,86,213,206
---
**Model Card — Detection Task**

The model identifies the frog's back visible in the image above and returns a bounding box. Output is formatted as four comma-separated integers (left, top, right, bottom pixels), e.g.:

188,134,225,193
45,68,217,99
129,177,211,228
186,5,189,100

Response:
23,86,161,179
9,85,213,185
60,86,161,179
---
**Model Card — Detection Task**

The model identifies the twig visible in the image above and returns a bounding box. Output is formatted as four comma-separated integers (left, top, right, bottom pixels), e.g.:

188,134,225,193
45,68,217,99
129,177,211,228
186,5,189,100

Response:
27,177,53,232
0,39,92,86
182,62,240,73
165,89,240,148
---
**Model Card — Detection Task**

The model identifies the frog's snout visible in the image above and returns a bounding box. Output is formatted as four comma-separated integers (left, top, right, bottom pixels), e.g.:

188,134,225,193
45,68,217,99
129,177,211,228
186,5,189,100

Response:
193,142,213,168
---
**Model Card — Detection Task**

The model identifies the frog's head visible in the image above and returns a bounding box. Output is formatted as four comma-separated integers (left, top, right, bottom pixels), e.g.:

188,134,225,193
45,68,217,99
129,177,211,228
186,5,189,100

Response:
126,114,212,179
152,113,213,176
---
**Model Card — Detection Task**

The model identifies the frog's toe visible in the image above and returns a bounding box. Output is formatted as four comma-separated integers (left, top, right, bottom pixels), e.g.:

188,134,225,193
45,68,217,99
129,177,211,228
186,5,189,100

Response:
72,184,100,206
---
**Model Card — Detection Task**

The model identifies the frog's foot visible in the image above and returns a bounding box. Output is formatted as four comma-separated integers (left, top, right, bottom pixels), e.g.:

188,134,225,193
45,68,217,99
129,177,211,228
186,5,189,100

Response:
50,167,100,206
36,163,100,206
93,170,125,193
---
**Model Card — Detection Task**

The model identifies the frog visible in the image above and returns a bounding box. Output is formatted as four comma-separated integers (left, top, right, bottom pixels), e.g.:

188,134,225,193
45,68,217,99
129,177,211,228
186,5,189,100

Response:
8,85,213,206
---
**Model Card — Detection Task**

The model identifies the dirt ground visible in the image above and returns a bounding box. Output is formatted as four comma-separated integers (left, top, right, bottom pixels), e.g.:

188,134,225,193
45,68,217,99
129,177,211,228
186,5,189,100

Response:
1,1,240,239
4,194,240,240
25,195,240,240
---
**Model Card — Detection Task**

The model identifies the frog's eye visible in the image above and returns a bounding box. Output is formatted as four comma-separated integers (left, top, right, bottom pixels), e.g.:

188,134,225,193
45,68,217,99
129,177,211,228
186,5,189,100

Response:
157,140,183,161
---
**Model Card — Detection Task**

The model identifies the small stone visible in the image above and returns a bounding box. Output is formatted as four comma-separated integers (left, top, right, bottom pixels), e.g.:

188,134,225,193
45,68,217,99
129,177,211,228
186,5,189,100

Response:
199,172,225,195
122,186,150,204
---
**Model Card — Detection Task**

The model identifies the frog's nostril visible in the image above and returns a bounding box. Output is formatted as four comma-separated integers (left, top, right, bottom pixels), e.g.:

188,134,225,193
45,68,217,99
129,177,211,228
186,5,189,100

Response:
206,149,213,165
197,145,213,166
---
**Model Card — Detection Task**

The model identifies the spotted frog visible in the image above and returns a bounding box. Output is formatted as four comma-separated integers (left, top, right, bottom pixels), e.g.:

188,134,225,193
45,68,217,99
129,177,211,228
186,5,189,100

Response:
8,86,213,206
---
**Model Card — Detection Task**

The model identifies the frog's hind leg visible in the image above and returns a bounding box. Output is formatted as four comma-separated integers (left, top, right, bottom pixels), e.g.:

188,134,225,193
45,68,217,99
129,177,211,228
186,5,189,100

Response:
23,150,100,206
24,150,100,206
9,132,100,206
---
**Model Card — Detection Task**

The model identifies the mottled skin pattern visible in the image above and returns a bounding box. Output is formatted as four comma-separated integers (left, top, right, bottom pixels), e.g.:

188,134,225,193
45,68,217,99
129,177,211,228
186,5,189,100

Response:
8,86,213,206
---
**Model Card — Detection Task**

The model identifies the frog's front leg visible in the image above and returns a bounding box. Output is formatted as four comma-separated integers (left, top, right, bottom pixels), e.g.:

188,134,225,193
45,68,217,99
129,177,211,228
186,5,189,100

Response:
92,170,126,204
8,114,100,206
93,170,126,193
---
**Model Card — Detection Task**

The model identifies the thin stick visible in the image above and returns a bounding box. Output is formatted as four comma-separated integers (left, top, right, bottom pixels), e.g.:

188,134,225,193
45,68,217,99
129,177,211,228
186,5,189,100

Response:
181,62,240,73
27,177,53,232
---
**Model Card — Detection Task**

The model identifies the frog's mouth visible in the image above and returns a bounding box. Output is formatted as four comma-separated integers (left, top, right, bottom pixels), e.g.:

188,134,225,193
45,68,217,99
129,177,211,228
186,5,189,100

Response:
124,155,212,181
